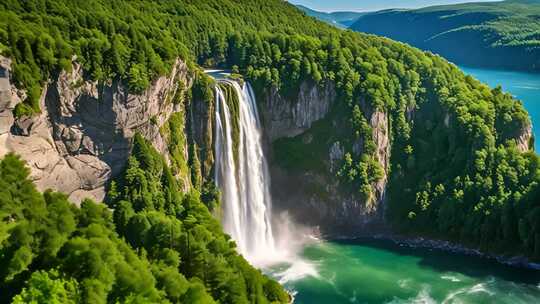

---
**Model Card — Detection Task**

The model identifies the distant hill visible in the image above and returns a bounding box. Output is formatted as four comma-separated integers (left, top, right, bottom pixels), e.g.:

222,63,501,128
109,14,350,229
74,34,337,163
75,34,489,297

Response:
296,5,365,28
350,0,540,72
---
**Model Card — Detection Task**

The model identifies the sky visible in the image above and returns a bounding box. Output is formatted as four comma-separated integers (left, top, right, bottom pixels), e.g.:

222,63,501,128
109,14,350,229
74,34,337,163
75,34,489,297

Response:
288,0,500,12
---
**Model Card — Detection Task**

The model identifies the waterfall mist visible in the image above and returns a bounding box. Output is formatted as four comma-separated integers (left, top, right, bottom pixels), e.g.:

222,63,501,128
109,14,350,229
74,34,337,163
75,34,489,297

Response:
214,80,316,271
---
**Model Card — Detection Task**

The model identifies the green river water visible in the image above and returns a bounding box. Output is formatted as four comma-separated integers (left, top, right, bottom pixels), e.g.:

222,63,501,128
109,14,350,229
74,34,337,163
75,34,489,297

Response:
269,238,540,304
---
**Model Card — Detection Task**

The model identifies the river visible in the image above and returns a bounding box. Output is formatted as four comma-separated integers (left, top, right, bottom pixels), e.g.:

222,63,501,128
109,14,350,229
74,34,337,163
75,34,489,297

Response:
269,238,540,303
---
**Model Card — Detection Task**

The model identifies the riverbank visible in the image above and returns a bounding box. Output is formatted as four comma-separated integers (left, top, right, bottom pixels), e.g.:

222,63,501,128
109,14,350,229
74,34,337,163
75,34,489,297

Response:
324,230,540,271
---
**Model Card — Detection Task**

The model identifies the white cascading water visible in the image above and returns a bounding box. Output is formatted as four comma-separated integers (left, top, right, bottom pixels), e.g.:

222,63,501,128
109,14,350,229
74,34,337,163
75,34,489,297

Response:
214,78,318,285
214,80,279,265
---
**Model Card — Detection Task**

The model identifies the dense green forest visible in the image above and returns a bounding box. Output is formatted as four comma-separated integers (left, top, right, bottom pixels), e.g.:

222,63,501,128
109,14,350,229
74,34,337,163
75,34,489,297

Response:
349,0,540,72
2,2,540,303
0,138,289,303
0,0,331,116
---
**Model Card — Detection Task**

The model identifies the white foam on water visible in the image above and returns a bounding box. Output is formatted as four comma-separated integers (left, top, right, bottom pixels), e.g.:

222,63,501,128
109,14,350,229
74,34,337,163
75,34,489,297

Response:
442,287,468,304
386,285,437,304
274,259,321,284
398,279,411,289
467,278,496,297
467,282,495,296
443,278,499,303
411,286,437,304
441,275,461,282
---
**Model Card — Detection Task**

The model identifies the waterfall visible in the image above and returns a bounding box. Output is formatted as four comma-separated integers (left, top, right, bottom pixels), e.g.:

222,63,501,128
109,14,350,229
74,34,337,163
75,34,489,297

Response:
214,80,278,265
213,79,318,281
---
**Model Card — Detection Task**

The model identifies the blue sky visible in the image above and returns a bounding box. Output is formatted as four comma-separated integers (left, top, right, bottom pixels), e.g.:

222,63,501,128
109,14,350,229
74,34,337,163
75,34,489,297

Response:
288,0,500,12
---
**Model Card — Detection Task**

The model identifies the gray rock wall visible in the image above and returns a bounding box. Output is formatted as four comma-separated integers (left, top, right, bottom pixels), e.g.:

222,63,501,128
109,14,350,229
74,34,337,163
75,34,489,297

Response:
264,81,390,233
260,81,336,141
0,56,192,204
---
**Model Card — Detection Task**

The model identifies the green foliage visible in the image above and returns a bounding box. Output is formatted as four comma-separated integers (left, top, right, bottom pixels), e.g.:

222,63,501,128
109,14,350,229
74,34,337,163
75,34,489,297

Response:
338,153,384,202
350,0,540,72
201,182,220,213
192,72,215,104
273,115,337,173
108,135,289,303
385,65,540,257
128,64,150,94
189,143,204,191
0,0,328,115
0,149,288,303
162,112,189,179
12,270,79,304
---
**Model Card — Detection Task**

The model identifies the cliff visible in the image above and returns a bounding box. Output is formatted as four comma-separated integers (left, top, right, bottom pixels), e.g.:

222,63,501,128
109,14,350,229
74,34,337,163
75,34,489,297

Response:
261,81,391,233
0,56,214,204
261,81,336,141
1,52,532,237
261,77,532,234
0,54,393,232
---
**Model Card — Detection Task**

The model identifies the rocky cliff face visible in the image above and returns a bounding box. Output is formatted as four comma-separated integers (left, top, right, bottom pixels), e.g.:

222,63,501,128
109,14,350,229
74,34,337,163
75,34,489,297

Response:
260,81,336,141
262,81,390,233
188,86,215,181
363,109,390,212
516,123,533,153
0,56,203,203
262,77,534,234
1,53,531,232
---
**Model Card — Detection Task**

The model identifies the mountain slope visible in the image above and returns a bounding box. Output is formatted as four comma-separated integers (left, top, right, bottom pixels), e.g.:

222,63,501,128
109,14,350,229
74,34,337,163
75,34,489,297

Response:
350,0,540,71
296,5,366,28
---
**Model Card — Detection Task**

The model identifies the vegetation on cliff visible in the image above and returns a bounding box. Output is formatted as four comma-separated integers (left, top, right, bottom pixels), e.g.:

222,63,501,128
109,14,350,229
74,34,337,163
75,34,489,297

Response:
0,0,327,116
350,0,540,72
0,142,288,303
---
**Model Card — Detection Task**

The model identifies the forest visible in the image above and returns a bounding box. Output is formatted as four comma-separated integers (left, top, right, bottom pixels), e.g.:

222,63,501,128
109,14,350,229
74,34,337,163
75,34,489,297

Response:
350,0,540,72
2,0,540,302
0,137,289,303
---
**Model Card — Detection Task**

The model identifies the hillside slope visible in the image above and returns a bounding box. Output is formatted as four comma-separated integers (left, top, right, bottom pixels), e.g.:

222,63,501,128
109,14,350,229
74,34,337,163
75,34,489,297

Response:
296,5,366,28
350,0,540,72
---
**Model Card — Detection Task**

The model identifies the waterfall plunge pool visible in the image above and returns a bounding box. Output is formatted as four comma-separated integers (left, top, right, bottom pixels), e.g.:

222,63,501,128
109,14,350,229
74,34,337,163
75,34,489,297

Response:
266,237,540,304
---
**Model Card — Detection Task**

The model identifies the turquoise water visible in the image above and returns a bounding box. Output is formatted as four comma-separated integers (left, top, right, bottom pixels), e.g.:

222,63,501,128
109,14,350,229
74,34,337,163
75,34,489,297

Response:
460,66,540,151
270,239,540,304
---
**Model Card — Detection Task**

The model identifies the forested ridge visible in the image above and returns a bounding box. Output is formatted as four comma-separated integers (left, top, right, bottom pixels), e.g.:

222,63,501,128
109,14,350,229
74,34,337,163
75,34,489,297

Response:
2,0,540,302
349,0,540,72
0,0,331,116
295,5,366,28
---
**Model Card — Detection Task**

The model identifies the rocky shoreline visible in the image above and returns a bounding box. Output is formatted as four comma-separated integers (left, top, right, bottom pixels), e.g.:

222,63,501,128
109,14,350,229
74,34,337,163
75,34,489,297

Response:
379,234,540,270
323,230,540,271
